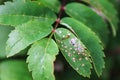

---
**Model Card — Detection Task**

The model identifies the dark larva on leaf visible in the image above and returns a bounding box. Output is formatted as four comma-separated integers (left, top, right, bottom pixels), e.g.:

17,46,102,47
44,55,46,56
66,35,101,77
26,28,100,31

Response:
54,28,92,77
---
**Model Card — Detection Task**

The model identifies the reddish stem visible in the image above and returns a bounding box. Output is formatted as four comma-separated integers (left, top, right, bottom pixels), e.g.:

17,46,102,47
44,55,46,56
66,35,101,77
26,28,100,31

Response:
53,0,66,31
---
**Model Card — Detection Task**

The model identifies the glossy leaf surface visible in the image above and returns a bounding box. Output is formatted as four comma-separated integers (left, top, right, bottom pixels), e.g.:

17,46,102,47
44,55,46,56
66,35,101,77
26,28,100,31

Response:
54,28,92,77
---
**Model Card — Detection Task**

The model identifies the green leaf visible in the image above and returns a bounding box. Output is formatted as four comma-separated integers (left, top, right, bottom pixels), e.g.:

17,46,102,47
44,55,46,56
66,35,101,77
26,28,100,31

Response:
6,19,52,57
0,1,55,17
0,25,14,59
83,0,119,36
27,38,59,80
0,15,55,26
0,1,56,26
37,0,61,12
65,2,109,45
0,60,32,80
54,28,92,77
61,17,105,77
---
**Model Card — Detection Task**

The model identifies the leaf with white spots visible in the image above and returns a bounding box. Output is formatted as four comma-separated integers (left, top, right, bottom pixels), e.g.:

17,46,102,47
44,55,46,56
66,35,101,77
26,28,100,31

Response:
54,28,92,78
61,17,105,77
65,2,109,45
27,38,59,80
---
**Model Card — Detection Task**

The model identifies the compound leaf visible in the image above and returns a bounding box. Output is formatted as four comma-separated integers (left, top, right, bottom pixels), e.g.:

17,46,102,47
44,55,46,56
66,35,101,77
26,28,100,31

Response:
27,38,59,80
61,17,105,77
54,28,92,77
6,19,52,57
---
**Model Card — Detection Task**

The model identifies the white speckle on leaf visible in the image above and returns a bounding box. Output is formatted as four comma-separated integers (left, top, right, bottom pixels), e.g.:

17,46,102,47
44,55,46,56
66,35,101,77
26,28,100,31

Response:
58,30,62,34
78,52,81,55
73,51,76,54
68,53,71,57
68,33,71,36
79,58,82,61
64,46,67,48
85,57,88,60
82,52,85,56
82,64,85,67
70,48,72,50
72,58,76,62
76,68,79,71
70,38,77,46
65,50,67,52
